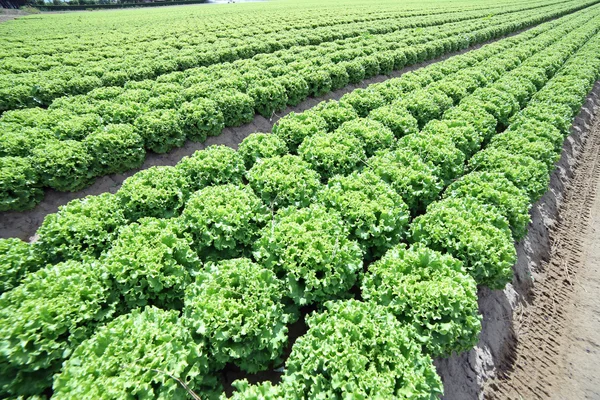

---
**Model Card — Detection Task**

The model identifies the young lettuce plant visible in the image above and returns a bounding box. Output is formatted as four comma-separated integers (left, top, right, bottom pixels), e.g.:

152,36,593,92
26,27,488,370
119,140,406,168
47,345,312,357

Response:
0,260,118,398
53,306,220,400
0,156,43,211
468,147,550,202
84,124,146,176
272,111,328,152
116,166,190,221
0,238,41,294
443,171,531,241
368,148,443,215
361,244,481,357
176,145,245,193
334,118,395,157
253,205,363,305
179,184,268,261
410,197,515,290
367,103,419,138
237,132,288,169
101,217,201,310
32,140,95,192
34,193,127,264
298,129,366,180
183,258,297,373
317,170,409,259
247,155,322,209
280,300,443,399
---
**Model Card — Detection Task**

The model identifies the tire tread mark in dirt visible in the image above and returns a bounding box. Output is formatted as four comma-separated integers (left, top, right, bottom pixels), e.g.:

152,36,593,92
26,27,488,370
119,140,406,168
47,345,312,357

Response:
487,85,600,399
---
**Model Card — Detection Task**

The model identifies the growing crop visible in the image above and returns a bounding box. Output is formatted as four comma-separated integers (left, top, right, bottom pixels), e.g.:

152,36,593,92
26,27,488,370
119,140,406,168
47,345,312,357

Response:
176,145,245,192
101,217,201,309
362,244,481,357
368,103,419,138
0,156,43,211
444,171,532,240
410,197,516,289
83,124,146,175
280,300,444,398
369,148,442,214
179,184,268,260
237,132,288,169
34,193,126,263
116,166,190,221
0,260,117,397
253,205,363,305
272,111,328,151
0,238,40,294
183,258,297,373
317,170,410,259
53,306,220,400
335,118,396,156
247,155,322,209
298,129,366,179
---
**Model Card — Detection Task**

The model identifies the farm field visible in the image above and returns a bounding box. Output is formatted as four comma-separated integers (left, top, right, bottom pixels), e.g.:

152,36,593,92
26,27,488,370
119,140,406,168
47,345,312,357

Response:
1,0,600,399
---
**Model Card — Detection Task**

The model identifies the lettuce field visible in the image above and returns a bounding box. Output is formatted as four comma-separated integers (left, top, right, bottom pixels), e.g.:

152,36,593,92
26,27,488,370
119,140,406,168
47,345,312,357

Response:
1,0,600,398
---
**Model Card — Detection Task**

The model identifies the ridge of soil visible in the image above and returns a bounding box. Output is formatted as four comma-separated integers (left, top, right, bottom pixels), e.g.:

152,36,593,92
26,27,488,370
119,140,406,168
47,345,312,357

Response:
0,24,552,241
435,81,600,399
485,84,600,399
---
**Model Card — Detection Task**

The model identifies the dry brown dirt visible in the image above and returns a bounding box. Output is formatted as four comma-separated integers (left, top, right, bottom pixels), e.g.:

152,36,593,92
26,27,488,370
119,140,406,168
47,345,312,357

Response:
484,91,600,399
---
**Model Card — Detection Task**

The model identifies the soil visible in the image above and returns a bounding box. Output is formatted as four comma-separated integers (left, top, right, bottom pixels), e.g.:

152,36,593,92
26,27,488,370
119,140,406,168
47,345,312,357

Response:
434,81,600,399
0,28,534,241
0,10,27,23
483,84,600,399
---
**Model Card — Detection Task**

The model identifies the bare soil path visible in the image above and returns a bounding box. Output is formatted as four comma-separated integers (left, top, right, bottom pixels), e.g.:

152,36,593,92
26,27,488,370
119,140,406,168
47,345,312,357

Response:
487,90,600,399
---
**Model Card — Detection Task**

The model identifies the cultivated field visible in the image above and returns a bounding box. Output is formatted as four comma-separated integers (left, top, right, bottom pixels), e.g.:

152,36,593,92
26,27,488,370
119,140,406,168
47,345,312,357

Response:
1,0,599,398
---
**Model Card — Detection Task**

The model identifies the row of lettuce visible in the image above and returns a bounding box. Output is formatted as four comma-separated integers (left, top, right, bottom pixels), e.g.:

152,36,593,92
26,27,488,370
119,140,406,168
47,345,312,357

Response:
1,10,600,399
0,1,498,60
1,2,597,214
0,0,580,111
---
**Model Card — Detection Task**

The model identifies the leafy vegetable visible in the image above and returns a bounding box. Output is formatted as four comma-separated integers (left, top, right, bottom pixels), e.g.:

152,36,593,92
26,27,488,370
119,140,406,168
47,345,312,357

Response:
0,260,117,398
53,306,220,400
134,109,186,154
298,129,366,179
247,155,322,209
116,166,190,221
0,156,43,211
253,205,363,305
176,145,245,192
272,111,328,152
444,171,531,241
101,217,201,309
183,258,296,373
317,170,409,259
410,197,515,289
362,244,481,357
34,193,126,263
32,140,95,192
84,124,146,176
179,184,268,260
281,300,443,399
237,132,288,169
0,238,41,294
335,118,395,157
369,149,442,214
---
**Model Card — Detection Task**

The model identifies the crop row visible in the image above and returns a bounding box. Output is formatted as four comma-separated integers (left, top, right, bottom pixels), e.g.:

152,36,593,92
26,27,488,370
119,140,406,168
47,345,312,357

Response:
0,0,584,111
1,10,599,398
0,0,552,68
1,1,597,212
1,1,510,57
